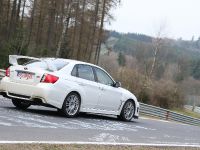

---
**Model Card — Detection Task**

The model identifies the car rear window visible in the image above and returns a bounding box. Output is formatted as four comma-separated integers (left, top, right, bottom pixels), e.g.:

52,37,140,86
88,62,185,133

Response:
25,61,48,70
24,59,68,71
52,59,69,70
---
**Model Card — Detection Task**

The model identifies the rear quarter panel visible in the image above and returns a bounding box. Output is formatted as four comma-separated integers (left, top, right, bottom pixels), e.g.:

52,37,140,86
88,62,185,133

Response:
51,76,86,109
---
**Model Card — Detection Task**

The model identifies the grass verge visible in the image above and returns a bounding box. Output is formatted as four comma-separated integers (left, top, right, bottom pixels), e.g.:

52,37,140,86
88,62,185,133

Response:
0,144,199,150
172,108,200,119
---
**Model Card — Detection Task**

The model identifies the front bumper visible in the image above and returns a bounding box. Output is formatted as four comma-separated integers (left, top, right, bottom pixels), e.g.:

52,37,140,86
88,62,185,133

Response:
134,102,140,118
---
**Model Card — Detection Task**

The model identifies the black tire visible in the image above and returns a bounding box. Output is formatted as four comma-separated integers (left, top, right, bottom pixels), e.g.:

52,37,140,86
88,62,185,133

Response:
12,99,31,110
119,100,135,121
62,92,81,118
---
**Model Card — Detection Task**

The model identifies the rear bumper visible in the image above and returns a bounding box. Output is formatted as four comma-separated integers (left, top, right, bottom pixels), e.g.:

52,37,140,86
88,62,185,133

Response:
1,77,48,102
0,77,64,108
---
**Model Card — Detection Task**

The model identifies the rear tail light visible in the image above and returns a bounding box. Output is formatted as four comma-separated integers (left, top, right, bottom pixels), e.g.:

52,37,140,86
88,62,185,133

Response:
41,74,59,84
5,67,10,77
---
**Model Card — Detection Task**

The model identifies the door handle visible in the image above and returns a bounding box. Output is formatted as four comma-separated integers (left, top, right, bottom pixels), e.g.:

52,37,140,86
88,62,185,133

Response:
78,83,86,86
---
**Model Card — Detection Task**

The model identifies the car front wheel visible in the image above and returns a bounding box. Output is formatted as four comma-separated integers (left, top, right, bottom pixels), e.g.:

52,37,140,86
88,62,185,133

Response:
119,100,135,121
12,99,31,110
62,92,81,118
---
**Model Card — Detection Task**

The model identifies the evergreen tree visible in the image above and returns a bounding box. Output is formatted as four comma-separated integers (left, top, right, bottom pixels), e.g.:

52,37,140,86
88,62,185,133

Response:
192,59,200,80
118,52,126,66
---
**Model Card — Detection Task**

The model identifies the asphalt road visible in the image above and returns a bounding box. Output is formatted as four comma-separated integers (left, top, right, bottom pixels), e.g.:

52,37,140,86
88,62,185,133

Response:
0,96,200,146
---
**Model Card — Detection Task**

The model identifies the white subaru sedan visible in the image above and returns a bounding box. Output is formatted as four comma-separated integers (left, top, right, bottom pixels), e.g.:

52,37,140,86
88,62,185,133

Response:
0,55,139,121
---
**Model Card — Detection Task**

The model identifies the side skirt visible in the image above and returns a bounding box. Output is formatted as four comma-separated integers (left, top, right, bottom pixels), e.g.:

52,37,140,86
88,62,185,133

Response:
80,108,119,116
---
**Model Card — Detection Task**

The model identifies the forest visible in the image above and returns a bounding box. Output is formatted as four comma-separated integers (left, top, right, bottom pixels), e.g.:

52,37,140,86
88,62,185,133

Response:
0,0,120,67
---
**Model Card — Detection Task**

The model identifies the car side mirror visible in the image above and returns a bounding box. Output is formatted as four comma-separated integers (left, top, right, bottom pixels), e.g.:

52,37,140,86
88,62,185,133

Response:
114,81,121,88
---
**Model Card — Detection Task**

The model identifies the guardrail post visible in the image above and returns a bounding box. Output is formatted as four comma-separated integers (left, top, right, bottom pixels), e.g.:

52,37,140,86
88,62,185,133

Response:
166,111,169,120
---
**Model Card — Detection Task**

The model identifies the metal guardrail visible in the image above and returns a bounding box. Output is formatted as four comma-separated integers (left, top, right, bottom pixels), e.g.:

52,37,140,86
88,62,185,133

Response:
0,69,5,79
140,103,200,126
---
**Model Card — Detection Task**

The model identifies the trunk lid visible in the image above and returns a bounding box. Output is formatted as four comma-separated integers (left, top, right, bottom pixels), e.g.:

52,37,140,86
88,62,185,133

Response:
10,65,46,85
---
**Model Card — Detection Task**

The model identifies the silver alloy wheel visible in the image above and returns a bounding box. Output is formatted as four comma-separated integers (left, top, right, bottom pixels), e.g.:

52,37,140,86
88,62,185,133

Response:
124,101,134,120
65,94,80,116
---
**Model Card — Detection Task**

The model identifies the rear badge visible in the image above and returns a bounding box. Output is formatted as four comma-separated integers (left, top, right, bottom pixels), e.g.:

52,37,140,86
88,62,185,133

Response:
24,67,28,70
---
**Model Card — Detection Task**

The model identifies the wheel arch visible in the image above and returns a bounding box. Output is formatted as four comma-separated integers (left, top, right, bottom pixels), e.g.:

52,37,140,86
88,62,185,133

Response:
61,91,82,118
119,98,136,115
127,99,136,108
62,91,82,108
67,91,81,100
118,98,137,121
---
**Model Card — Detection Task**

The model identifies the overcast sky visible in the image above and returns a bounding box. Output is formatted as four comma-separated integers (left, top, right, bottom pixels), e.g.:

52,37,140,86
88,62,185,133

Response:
106,0,200,40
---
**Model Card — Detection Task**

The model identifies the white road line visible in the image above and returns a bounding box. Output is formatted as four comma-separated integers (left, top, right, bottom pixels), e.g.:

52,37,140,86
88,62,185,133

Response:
0,141,199,147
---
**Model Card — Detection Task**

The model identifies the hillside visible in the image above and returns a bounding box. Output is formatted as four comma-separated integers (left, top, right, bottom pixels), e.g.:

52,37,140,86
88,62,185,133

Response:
102,31,200,80
107,31,200,57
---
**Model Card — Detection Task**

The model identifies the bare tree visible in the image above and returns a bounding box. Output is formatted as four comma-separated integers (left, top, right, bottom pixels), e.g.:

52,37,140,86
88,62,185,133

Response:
56,0,72,58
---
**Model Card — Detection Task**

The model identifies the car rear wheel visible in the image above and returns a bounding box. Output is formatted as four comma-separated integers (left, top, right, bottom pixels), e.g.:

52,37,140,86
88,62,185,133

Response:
119,100,135,121
12,99,31,110
62,92,81,118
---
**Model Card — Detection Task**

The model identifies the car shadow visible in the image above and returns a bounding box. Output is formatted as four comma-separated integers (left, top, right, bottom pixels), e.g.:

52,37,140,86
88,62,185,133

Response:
3,105,139,123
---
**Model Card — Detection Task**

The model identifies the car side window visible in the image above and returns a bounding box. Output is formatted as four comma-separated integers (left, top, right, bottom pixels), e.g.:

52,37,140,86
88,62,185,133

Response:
94,67,114,86
71,65,78,77
77,65,95,81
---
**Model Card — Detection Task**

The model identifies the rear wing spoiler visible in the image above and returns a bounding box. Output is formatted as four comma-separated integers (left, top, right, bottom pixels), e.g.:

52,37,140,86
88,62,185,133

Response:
9,55,57,71
9,55,40,66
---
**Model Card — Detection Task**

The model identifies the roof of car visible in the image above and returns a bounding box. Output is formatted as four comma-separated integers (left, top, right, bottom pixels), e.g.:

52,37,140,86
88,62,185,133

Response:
41,57,114,81
43,58,100,68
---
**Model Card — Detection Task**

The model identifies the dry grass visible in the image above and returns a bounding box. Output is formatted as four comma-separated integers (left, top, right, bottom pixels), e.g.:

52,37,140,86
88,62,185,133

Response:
0,144,199,150
172,108,200,119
